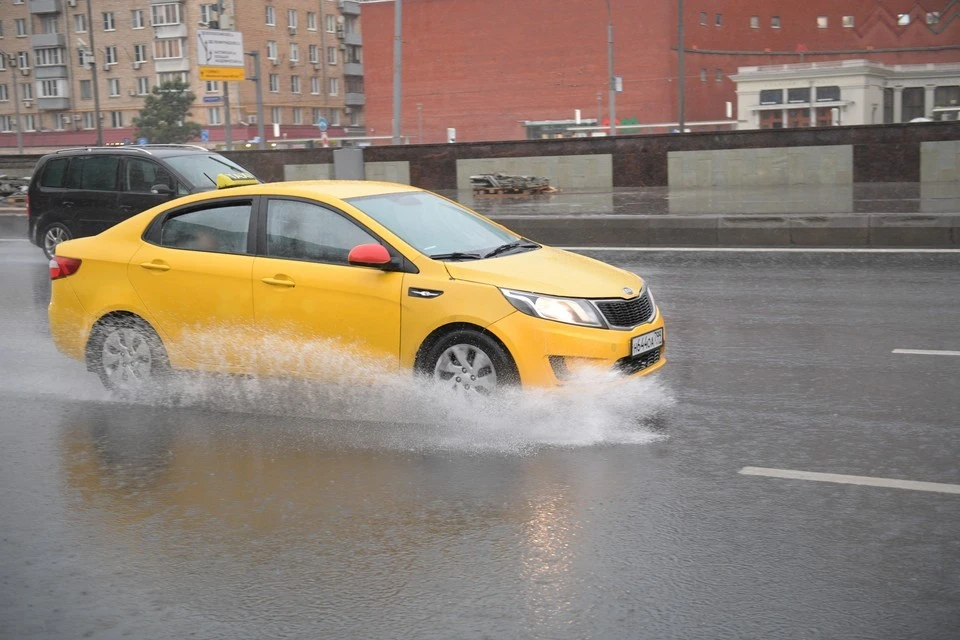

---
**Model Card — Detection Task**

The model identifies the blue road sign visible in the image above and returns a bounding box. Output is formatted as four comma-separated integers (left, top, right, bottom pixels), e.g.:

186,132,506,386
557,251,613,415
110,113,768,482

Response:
122,137,131,145
203,96,223,103
317,117,328,132
201,129,210,142
137,138,148,146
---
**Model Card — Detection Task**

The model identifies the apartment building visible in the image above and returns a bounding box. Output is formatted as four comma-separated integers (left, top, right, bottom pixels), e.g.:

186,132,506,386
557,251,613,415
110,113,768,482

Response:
0,0,365,151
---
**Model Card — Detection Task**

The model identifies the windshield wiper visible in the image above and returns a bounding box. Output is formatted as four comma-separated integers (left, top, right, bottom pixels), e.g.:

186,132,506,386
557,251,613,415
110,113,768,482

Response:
429,251,484,261
483,240,540,259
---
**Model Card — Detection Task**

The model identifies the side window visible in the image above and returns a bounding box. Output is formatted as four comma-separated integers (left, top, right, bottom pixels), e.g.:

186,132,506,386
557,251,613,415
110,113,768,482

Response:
125,158,174,193
266,199,378,265
63,156,121,191
39,158,69,188
160,202,251,255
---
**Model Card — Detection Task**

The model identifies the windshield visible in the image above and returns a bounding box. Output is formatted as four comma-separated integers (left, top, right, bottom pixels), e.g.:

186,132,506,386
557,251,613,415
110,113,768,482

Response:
347,191,520,257
163,154,252,190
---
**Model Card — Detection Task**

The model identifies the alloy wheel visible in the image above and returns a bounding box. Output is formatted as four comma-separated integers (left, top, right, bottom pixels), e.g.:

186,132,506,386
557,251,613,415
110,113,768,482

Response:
101,327,154,392
433,343,499,393
43,225,70,258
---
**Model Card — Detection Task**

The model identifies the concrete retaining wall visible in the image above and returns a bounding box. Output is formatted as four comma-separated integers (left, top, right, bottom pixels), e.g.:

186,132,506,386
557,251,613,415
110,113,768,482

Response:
667,146,853,188
455,155,613,191
921,141,960,184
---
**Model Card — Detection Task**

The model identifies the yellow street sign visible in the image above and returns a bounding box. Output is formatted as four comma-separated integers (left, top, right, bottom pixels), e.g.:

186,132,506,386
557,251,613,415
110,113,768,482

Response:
199,66,246,81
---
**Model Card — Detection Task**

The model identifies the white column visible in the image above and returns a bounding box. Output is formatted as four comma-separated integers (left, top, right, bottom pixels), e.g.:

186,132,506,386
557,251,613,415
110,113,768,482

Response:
893,86,903,123
924,84,936,118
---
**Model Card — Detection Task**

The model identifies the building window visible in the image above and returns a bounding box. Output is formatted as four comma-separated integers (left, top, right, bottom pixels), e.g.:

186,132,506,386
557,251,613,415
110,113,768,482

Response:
74,14,87,32
17,51,31,69
208,107,222,125
102,12,115,32
897,13,911,26
329,108,340,127
23,114,36,132
771,16,781,29
0,85,7,102
83,112,96,129
134,44,147,63
268,73,279,93
291,75,300,94
927,12,941,25
266,41,278,60
345,77,363,94
816,86,840,103
715,69,722,83
39,79,62,98
817,16,828,29
105,46,118,65
309,45,319,64
350,110,360,127
346,45,362,64
715,13,722,27
158,71,188,84
312,107,322,124
288,9,298,29
41,16,59,34
108,78,120,97
21,82,33,100
290,43,300,63
0,20,4,39
293,107,303,125
110,111,123,128
15,19,27,37
787,87,811,104
265,6,276,26
786,108,811,128
311,76,320,95
35,48,64,66
200,5,215,25
132,9,144,29
902,87,924,121
759,89,783,105
205,80,219,93
326,14,336,32
843,16,855,28
151,4,181,27
699,12,706,26
759,111,783,129
153,39,182,60
699,68,706,82
329,77,339,96
307,12,317,31
80,79,92,100
271,106,281,124
0,117,10,133
327,46,337,65
934,86,960,107
137,77,150,95
750,16,759,29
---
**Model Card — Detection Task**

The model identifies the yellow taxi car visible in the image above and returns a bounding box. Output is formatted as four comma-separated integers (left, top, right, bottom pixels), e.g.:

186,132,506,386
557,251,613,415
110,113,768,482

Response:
48,180,665,394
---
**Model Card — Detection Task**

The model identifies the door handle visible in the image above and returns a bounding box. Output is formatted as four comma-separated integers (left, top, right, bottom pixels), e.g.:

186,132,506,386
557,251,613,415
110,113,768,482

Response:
140,261,171,272
261,276,295,288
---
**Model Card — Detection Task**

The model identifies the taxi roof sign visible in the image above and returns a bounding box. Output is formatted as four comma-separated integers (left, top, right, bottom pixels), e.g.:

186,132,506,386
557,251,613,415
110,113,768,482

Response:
216,172,259,189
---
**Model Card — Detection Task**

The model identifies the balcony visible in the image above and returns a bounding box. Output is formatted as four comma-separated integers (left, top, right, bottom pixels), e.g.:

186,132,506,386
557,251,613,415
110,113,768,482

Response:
36,65,68,80
31,33,66,48
29,0,62,14
340,1,361,16
345,92,365,107
343,62,364,77
155,58,190,73
343,31,362,47
38,97,71,111
154,24,188,39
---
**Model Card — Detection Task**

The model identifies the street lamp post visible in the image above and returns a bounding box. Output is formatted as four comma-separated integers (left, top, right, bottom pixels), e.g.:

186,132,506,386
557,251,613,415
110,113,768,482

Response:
391,0,403,145
417,103,423,143
245,51,266,150
85,0,104,146
677,0,686,131
605,0,617,136
1,52,24,154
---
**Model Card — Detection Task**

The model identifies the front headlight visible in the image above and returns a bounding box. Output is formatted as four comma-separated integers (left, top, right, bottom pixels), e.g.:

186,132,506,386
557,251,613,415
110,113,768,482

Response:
501,289,604,328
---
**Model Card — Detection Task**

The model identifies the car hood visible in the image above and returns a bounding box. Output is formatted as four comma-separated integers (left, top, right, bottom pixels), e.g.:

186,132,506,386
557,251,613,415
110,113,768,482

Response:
443,246,644,298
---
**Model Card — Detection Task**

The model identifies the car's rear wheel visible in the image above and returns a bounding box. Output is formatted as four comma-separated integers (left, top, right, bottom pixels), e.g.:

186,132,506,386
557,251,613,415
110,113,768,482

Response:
424,329,518,394
41,222,72,259
88,317,170,396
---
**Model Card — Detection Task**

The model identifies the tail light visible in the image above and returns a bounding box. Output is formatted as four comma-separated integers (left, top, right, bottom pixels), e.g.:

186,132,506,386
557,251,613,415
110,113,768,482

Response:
49,256,82,280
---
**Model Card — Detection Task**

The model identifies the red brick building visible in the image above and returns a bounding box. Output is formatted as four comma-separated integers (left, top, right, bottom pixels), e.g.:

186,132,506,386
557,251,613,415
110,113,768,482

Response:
361,0,960,142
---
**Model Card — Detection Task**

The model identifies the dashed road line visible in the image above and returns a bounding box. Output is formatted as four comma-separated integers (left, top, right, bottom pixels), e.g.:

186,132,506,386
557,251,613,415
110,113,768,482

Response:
892,348,960,357
739,466,960,495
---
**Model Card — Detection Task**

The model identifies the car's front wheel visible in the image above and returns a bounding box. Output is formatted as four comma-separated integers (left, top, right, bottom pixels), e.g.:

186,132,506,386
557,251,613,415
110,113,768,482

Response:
423,329,518,394
41,222,72,259
88,317,170,396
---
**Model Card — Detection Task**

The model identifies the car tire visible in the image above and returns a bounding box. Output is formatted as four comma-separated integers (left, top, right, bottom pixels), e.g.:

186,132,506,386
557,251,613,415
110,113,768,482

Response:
41,222,72,260
88,316,171,397
421,329,519,393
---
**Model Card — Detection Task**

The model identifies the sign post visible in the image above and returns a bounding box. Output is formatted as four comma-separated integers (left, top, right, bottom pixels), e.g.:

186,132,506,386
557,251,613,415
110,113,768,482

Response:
197,30,246,81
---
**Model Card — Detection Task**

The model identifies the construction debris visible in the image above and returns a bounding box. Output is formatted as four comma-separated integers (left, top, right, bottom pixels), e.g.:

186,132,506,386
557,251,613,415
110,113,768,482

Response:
470,172,557,195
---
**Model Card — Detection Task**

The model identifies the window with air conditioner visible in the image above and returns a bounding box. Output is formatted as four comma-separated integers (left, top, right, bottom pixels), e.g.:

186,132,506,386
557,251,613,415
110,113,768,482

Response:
105,46,118,65
134,44,147,63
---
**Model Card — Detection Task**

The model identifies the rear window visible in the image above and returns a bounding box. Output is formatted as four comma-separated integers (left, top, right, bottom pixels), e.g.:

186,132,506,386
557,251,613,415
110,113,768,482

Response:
64,156,120,191
162,154,251,190
39,158,69,188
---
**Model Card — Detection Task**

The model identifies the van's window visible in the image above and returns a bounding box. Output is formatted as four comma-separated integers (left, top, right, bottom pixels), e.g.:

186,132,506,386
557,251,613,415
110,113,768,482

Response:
39,158,69,188
160,202,251,255
63,156,120,191
125,158,175,193
163,154,251,190
266,199,377,266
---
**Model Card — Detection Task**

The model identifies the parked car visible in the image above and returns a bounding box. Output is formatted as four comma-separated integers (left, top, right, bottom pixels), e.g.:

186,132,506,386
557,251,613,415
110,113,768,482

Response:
47,181,666,394
28,145,258,258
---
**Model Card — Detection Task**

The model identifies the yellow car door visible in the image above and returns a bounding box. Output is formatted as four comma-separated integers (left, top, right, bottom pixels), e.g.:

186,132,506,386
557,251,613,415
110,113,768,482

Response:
251,197,404,378
127,197,256,371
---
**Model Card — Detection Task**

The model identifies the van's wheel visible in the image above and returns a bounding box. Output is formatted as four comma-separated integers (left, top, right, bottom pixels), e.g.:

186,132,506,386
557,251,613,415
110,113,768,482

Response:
42,222,72,259
421,329,519,394
88,317,170,397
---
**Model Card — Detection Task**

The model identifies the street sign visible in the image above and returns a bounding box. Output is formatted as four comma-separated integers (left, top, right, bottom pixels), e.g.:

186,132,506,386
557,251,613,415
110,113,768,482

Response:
317,117,328,132
321,132,329,148
197,29,245,81
203,96,223,103
137,138,148,146
201,129,210,142
615,76,623,93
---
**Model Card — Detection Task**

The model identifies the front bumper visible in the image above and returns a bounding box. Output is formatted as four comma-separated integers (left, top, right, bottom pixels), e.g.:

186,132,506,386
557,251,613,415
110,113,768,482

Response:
489,307,666,387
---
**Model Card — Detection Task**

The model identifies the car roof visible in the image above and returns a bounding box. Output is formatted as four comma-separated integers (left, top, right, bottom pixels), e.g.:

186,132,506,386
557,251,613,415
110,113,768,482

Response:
174,180,425,202
41,146,222,160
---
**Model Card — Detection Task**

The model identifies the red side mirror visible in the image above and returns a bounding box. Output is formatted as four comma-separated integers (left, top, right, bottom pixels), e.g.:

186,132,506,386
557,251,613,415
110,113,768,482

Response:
348,243,392,267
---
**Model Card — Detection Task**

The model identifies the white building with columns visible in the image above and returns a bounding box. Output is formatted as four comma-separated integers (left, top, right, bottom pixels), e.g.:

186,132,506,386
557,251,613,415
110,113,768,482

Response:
731,60,960,130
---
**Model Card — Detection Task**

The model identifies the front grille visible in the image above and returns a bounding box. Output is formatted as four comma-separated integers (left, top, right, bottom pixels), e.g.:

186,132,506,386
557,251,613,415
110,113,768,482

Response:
595,289,654,329
614,347,662,376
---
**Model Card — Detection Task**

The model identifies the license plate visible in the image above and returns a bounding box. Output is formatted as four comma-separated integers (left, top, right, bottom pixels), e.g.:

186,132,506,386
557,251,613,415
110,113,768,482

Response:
631,328,663,357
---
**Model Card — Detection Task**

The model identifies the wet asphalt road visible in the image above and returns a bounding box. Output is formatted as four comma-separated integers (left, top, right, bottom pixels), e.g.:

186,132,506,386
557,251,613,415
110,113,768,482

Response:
1,240,959,639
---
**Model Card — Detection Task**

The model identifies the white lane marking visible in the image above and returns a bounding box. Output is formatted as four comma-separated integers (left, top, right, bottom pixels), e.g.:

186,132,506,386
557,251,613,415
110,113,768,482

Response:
739,467,960,495
892,348,960,357
559,246,960,253
0,239,29,242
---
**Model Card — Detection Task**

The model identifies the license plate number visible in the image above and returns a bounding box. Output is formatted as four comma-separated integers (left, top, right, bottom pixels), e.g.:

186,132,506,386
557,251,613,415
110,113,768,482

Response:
631,329,663,357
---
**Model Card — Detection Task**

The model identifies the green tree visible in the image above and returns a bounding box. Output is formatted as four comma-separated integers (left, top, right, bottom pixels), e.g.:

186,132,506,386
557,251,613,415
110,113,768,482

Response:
133,80,203,144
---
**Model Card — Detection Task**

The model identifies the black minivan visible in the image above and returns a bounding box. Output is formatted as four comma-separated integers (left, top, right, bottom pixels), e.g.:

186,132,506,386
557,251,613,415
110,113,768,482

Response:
28,145,258,258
